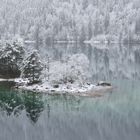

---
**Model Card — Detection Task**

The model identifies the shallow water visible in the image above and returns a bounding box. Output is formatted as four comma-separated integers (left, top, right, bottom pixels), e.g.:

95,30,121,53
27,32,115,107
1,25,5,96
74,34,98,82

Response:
0,43,140,140
0,80,140,140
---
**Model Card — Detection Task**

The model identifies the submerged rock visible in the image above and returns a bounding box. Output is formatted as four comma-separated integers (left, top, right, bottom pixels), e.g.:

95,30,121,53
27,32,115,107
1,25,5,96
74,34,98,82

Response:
97,81,111,87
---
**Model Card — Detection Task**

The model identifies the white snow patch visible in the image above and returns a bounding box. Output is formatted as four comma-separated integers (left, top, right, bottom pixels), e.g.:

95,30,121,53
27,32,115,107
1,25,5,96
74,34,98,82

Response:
19,82,95,94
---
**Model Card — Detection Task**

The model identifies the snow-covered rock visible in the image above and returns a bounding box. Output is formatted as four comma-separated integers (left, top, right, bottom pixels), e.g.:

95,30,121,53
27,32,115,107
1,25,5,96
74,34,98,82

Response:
17,82,113,97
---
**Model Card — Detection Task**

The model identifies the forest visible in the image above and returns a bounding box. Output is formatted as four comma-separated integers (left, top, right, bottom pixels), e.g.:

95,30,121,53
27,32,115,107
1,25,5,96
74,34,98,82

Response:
0,0,140,47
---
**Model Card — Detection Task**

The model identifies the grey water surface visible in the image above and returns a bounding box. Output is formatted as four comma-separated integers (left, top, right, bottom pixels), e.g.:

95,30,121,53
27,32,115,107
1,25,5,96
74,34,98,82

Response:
0,43,140,140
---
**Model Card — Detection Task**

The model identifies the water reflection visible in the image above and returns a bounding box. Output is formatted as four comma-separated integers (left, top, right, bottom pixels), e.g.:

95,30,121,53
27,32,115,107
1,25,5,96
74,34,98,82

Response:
23,91,44,123
0,82,44,123
0,81,83,123
0,80,140,140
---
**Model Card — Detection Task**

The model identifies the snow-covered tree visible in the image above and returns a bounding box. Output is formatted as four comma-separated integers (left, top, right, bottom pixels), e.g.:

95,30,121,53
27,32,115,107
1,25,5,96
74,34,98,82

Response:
44,53,90,86
66,53,90,85
0,40,24,64
21,50,43,84
0,39,25,77
0,0,139,43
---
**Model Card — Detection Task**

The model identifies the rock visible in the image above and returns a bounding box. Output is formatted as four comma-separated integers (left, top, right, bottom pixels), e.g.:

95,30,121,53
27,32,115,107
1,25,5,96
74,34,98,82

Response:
14,86,19,89
51,90,55,92
53,85,59,88
97,81,111,87
87,83,91,85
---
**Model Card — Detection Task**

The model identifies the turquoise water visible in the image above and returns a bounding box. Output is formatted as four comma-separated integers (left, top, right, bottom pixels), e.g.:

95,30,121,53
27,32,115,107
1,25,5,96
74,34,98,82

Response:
0,79,140,140
0,43,140,140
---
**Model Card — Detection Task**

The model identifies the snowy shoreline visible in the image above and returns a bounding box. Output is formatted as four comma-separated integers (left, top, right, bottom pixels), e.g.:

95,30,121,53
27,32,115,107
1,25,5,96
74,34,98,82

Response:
18,83,113,97
0,78,113,97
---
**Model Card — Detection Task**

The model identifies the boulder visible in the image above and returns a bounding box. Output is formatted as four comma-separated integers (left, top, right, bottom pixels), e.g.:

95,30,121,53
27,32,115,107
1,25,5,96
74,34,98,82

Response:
97,81,111,87
53,84,59,88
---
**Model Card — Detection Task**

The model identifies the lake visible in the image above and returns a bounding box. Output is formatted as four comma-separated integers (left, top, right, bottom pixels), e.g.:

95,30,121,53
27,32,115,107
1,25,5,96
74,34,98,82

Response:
0,43,140,140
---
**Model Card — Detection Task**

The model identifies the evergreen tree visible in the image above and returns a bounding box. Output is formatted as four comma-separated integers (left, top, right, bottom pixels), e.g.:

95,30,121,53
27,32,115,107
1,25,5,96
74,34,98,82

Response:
21,50,43,84
0,40,25,77
135,18,140,35
79,25,86,43
0,40,24,66
104,11,110,34
88,18,93,40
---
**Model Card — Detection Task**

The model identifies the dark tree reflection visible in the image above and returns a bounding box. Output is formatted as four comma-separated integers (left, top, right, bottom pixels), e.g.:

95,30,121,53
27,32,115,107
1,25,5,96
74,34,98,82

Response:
23,91,44,123
0,81,44,123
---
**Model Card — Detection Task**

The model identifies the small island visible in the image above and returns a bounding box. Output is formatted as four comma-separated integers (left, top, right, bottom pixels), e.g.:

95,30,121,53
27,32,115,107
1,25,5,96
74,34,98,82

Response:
0,39,112,97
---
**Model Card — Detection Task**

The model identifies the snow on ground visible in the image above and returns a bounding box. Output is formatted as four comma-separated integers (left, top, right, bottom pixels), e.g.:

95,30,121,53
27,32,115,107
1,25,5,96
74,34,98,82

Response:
0,78,113,97
0,78,28,84
19,83,94,94
17,81,113,97
0,78,19,82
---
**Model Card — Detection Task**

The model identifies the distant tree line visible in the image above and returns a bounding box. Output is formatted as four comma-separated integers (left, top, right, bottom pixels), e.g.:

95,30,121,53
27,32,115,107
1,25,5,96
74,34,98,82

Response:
0,0,140,45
